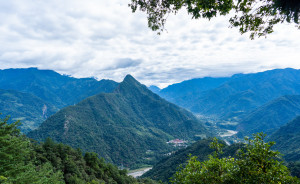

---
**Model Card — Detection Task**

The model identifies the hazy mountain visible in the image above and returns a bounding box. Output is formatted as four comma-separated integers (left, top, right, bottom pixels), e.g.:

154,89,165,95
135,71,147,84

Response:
237,95,300,136
191,68,300,118
158,77,230,109
148,85,160,94
0,89,57,133
269,116,300,162
142,139,241,183
158,68,300,119
0,68,118,109
28,75,209,168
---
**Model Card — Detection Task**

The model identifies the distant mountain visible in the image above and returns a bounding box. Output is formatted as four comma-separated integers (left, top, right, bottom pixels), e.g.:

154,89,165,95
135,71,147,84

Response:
158,68,300,119
148,85,160,94
191,68,300,118
0,89,57,133
269,116,300,162
237,95,300,136
158,77,230,109
142,139,241,183
28,75,209,168
0,68,118,109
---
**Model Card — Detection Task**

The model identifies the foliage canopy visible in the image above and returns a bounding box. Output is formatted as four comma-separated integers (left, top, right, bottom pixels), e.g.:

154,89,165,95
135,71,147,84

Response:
129,0,300,39
171,133,300,183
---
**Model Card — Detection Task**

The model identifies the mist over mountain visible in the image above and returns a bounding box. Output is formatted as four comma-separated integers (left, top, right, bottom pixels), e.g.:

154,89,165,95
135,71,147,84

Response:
28,75,209,168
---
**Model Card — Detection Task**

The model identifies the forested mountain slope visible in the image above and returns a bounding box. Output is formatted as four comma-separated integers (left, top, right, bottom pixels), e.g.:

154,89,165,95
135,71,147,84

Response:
142,139,241,183
269,116,300,162
0,68,118,109
158,68,300,120
237,95,300,136
28,75,209,168
0,89,57,133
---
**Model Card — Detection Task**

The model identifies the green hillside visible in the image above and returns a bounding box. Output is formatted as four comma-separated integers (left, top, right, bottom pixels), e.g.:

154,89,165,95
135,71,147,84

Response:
1,115,157,184
269,116,300,162
28,75,209,168
237,95,300,136
142,139,241,183
0,89,58,133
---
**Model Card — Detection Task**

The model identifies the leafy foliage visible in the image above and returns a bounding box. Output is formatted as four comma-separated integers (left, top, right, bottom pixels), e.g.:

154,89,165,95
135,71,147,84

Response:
142,138,241,183
0,115,64,183
129,0,300,39
172,133,299,184
1,115,158,184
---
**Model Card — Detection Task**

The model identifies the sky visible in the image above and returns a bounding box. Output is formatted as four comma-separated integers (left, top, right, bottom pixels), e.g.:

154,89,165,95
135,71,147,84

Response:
0,0,299,88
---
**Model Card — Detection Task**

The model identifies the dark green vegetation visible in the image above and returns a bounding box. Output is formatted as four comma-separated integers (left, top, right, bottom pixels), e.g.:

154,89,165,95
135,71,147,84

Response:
0,116,64,183
172,134,299,183
237,95,300,136
28,75,209,168
142,139,241,183
0,68,118,132
1,115,158,184
0,89,57,133
269,116,300,162
130,0,300,39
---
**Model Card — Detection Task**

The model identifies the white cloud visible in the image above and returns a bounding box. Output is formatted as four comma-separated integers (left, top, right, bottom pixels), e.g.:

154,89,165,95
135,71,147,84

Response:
0,0,299,88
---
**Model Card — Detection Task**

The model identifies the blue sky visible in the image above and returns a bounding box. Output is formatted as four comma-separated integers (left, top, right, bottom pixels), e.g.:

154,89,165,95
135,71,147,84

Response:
0,0,299,88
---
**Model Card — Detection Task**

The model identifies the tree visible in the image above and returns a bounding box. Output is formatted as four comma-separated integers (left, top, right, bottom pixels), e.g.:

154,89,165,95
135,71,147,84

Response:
0,115,64,184
171,133,299,183
129,0,300,39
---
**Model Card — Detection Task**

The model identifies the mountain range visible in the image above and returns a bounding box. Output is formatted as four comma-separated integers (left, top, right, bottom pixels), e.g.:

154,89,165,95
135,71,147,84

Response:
0,68,118,132
158,68,300,120
28,75,209,168
237,95,300,136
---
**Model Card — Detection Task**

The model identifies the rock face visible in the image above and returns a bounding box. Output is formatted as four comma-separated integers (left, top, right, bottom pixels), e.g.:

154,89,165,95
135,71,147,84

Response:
28,75,209,167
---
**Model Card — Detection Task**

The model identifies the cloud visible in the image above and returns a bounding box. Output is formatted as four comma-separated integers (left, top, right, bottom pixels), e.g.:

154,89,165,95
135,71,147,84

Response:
0,0,299,88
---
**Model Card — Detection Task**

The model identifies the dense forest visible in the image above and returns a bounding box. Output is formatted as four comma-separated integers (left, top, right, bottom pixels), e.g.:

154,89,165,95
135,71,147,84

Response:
0,115,158,184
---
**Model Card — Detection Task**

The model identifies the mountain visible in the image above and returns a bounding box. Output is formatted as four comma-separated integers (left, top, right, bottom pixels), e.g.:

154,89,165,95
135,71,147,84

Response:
158,68,300,119
142,139,241,183
237,95,300,136
0,68,118,109
158,77,230,109
269,116,300,162
191,68,300,118
148,85,160,94
28,75,209,168
0,89,57,133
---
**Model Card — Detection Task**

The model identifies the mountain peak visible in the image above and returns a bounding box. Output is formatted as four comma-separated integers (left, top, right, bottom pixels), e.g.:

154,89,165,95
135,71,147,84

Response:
123,74,138,83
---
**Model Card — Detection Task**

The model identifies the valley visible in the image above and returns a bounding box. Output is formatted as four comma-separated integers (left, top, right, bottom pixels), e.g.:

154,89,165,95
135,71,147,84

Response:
1,68,300,183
